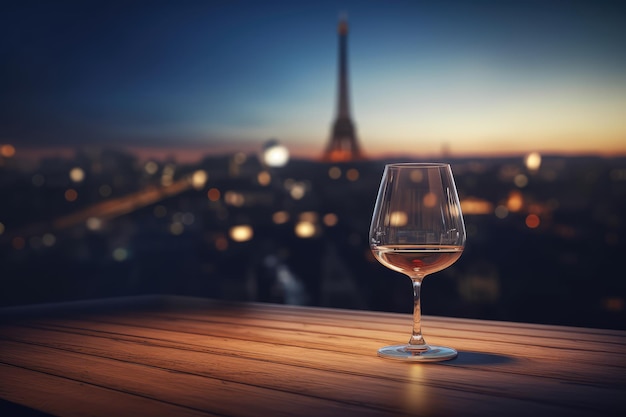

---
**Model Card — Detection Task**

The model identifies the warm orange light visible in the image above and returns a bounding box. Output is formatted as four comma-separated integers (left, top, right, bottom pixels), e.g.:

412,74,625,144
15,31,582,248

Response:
69,167,85,183
525,214,540,228
299,212,318,222
326,149,352,162
323,213,338,226
460,198,494,215
507,190,524,212
207,188,221,201
273,211,289,224
224,191,244,206
1,144,15,158
423,192,438,208
410,171,423,183
346,168,359,181
257,171,271,186
65,189,78,202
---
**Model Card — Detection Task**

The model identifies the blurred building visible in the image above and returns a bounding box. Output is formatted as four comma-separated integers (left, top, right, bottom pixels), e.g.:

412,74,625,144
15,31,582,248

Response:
323,18,364,163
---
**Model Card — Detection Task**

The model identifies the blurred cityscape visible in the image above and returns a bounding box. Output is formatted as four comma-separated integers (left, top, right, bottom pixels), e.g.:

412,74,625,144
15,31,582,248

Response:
1,145,625,330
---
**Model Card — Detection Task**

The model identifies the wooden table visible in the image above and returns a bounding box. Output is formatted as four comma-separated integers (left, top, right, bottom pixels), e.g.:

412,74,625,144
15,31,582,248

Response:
1,295,624,417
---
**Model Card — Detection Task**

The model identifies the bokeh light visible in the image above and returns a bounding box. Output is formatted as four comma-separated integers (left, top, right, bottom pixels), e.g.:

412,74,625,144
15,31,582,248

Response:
295,221,316,238
65,189,78,202
230,225,254,242
525,152,542,171
69,167,85,183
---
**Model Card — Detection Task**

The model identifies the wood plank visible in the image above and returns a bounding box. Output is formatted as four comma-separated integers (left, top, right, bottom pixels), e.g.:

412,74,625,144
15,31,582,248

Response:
39,312,625,370
0,340,394,417
1,296,625,417
131,309,626,355
0,363,212,417
1,322,623,415
158,296,626,339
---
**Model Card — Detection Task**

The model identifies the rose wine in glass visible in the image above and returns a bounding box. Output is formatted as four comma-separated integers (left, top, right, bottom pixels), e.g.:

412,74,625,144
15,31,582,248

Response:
370,163,466,361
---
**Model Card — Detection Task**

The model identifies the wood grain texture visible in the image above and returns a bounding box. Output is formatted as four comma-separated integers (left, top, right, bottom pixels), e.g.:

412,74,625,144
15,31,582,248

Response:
1,295,625,417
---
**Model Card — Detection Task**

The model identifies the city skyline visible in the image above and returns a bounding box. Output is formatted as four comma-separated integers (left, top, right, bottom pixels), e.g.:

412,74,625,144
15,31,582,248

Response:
2,0,626,163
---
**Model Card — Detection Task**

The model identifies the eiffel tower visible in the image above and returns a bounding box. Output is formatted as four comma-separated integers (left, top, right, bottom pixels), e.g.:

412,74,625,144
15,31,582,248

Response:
322,18,364,162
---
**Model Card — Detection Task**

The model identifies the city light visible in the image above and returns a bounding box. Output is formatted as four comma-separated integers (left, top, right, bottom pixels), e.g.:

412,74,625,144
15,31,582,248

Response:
525,152,542,172
410,171,424,183
328,166,341,179
460,197,493,215
494,205,509,219
86,217,102,231
422,192,438,208
289,182,306,200
323,213,339,227
514,174,528,188
207,188,221,201
230,225,254,242
346,168,359,181
144,161,158,175
224,191,244,207
0,144,15,158
272,211,289,224
506,190,524,212
65,189,78,202
388,211,408,227
262,141,289,167
295,221,316,238
299,211,318,222
257,171,271,186
69,167,85,183
191,170,208,189
525,214,541,229
161,164,175,186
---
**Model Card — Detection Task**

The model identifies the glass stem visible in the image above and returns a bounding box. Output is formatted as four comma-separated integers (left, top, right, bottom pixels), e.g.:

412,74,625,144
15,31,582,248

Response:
408,277,428,350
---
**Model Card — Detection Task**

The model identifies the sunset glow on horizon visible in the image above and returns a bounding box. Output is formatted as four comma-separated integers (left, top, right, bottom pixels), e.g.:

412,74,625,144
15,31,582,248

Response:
2,0,625,162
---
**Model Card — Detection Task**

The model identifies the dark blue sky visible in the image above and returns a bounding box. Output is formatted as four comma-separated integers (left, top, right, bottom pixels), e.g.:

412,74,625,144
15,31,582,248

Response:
2,0,625,160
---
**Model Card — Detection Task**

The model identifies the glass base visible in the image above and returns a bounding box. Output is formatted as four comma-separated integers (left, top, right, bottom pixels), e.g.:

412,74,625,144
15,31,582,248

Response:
378,344,457,362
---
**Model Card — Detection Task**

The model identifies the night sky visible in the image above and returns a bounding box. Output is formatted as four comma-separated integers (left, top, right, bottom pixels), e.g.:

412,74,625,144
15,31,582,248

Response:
2,0,625,161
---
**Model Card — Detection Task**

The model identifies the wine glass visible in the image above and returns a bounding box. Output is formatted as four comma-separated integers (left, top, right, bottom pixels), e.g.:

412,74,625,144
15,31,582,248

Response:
369,163,466,361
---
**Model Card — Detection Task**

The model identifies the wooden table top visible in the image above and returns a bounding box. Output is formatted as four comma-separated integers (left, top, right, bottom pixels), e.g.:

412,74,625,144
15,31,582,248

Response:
0,295,624,417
